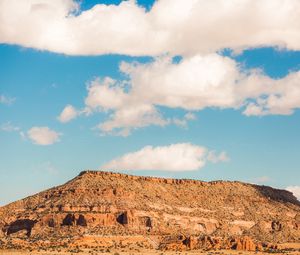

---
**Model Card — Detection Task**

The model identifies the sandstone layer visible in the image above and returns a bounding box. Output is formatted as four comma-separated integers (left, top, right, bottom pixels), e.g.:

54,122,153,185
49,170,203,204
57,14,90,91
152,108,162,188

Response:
0,170,299,251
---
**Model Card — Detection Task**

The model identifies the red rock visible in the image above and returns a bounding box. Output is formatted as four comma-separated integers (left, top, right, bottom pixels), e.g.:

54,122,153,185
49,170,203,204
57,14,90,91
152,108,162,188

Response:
0,170,299,251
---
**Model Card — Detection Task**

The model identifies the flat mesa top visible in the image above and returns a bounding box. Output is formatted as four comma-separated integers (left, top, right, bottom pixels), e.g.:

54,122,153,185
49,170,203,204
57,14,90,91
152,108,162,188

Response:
80,170,208,182
78,170,244,185
76,170,298,204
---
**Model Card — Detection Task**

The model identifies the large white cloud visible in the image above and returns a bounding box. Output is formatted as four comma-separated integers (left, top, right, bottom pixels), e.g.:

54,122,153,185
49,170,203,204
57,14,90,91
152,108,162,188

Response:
1,0,300,56
286,186,300,200
74,54,300,135
27,126,61,145
101,143,229,171
122,55,300,116
119,54,243,110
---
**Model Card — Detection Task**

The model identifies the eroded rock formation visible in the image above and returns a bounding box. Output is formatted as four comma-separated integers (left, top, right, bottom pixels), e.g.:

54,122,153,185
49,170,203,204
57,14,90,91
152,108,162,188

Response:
0,170,299,251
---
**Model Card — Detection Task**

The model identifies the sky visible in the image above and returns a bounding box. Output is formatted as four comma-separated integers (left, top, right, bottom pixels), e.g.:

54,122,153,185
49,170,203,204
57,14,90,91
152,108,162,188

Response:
0,0,300,205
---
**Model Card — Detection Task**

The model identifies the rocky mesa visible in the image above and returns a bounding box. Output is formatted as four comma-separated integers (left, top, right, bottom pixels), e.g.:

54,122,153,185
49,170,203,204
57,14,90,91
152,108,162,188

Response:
0,170,299,252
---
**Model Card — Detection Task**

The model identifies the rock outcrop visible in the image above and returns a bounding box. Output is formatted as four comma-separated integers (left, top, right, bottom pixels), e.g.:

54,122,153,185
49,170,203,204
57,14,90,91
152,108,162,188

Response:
0,170,299,251
159,235,279,251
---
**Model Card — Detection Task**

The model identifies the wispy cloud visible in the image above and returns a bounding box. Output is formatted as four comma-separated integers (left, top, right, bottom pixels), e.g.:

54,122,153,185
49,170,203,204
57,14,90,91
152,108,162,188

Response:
172,113,197,129
33,161,59,176
0,122,20,132
251,176,271,184
0,94,15,105
207,151,230,164
102,143,228,172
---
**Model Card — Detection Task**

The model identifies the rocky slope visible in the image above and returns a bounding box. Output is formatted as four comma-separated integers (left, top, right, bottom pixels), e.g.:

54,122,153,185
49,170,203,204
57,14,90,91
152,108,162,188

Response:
0,170,299,251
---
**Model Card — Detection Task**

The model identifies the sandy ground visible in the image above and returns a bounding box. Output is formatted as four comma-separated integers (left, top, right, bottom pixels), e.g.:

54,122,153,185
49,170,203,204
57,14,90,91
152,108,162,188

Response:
1,250,300,255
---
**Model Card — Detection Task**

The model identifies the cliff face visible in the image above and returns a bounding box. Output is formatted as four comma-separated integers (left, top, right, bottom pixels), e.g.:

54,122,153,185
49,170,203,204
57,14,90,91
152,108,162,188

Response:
0,170,299,251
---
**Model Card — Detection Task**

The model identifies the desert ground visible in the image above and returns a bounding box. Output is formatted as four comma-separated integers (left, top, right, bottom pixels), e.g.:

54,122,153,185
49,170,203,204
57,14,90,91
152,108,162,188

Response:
1,250,300,255
1,243,300,255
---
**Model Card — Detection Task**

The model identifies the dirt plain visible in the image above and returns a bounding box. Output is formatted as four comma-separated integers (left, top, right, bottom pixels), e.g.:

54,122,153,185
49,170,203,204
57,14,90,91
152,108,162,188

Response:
1,249,300,255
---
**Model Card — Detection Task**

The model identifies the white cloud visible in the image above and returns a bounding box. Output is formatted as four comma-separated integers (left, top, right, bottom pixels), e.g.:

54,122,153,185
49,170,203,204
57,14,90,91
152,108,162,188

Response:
127,55,300,116
0,122,20,132
97,104,168,136
70,54,300,135
58,104,78,123
81,54,240,134
1,0,300,56
286,186,300,200
172,113,197,128
83,77,168,136
102,143,228,171
243,71,300,116
27,126,61,145
119,54,242,110
85,77,128,111
0,94,15,105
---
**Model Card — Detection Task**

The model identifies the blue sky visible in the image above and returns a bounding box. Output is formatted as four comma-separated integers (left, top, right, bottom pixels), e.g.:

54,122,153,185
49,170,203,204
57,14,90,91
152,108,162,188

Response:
1,0,300,205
